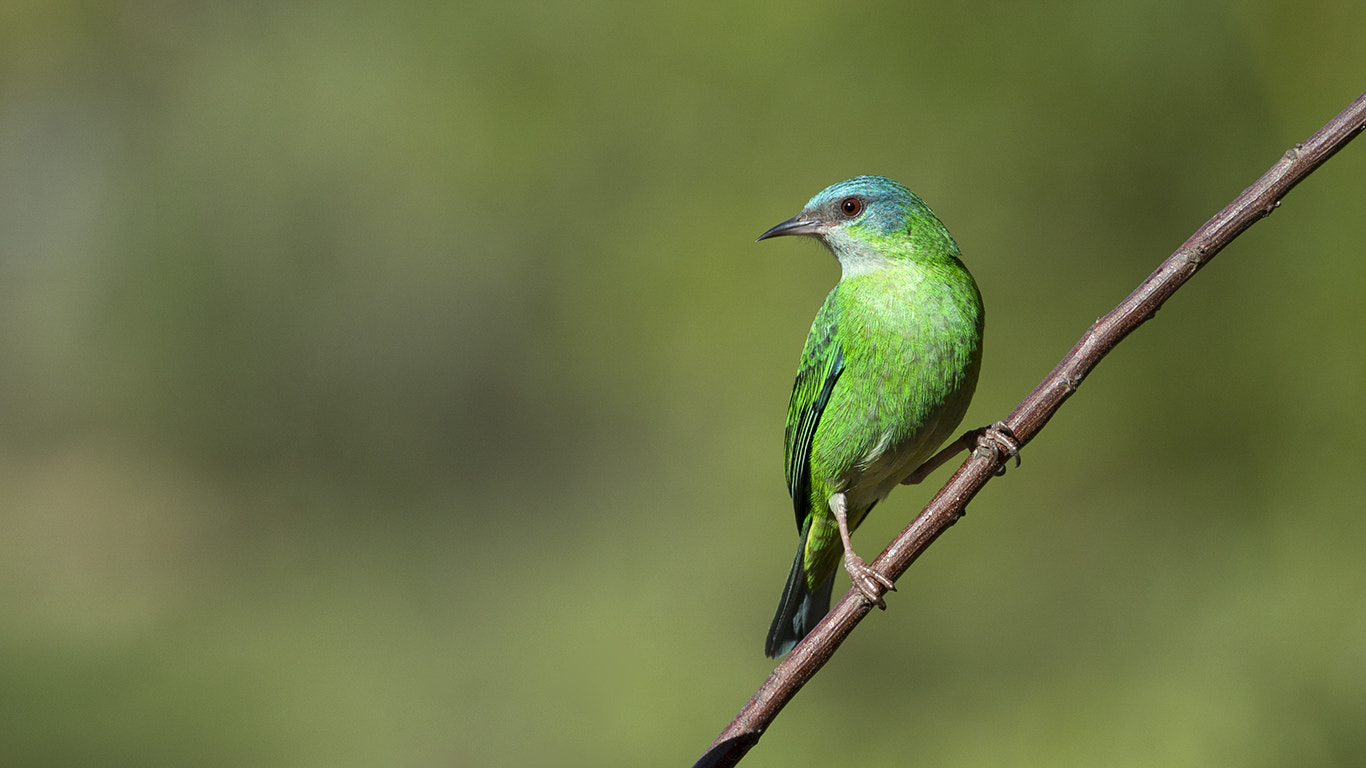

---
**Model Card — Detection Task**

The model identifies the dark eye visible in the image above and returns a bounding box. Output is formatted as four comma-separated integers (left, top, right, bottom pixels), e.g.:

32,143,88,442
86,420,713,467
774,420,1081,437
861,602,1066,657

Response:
840,197,862,217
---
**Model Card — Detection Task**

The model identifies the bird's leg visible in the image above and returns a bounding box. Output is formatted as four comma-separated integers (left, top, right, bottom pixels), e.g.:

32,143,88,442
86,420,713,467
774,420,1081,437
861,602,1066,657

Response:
901,429,978,485
901,421,1021,485
830,492,895,609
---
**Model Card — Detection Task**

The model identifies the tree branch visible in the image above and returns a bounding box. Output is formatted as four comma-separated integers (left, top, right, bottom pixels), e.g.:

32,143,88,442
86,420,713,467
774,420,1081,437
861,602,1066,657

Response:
693,89,1366,768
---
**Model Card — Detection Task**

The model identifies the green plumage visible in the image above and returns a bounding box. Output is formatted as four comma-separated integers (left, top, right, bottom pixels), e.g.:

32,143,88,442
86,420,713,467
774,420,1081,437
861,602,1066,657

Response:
758,176,984,657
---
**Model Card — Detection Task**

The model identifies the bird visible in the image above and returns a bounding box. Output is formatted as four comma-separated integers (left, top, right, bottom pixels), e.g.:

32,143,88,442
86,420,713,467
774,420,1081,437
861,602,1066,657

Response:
758,175,987,658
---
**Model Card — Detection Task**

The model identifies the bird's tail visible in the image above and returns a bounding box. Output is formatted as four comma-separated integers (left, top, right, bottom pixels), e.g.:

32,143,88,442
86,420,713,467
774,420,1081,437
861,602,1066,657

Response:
764,520,836,658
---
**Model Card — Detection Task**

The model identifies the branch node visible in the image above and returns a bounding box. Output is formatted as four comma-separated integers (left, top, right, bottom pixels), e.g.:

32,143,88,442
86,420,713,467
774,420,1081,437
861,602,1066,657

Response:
1178,246,1204,267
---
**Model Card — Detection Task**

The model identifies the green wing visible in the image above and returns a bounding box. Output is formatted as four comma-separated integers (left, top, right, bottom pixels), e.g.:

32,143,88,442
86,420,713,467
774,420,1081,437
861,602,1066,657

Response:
784,321,844,533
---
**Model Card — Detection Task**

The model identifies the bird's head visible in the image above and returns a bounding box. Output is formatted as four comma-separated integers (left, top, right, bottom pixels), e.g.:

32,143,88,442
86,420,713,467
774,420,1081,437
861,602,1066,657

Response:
757,175,957,274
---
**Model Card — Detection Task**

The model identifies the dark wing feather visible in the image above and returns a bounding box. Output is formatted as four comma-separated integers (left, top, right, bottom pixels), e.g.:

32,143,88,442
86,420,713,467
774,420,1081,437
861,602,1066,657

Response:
784,328,844,532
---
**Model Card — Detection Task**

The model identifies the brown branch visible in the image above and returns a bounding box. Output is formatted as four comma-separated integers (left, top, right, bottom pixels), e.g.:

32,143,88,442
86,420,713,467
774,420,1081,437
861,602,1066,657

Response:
693,89,1366,768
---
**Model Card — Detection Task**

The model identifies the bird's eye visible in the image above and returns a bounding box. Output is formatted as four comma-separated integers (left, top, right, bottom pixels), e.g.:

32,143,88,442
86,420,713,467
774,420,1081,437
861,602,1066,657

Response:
840,197,863,217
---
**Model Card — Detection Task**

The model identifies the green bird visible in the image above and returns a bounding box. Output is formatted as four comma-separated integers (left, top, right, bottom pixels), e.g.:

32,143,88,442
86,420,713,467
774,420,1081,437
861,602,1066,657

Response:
758,175,986,658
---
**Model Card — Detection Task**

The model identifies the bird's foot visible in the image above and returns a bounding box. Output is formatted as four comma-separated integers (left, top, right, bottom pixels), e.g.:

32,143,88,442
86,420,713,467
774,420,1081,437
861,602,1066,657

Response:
974,421,1021,476
831,491,896,609
844,553,895,610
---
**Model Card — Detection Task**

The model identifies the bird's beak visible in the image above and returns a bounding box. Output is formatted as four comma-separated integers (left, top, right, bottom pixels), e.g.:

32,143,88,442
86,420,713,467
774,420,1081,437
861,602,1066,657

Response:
756,213,824,242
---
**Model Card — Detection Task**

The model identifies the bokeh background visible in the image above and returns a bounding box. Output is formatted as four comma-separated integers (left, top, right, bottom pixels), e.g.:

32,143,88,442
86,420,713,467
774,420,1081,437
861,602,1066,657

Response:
3,1,1364,766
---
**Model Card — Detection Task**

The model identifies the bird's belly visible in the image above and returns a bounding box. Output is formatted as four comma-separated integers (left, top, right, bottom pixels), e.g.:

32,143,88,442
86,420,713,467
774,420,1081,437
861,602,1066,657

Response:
819,362,972,530
836,425,940,527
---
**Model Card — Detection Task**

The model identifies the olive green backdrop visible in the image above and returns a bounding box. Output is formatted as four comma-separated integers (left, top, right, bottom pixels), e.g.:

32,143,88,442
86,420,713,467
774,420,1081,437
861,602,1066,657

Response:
3,1,1364,766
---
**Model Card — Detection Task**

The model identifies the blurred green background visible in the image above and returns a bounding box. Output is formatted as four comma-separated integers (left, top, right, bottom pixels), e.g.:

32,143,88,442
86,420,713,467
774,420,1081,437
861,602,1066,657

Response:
3,1,1364,766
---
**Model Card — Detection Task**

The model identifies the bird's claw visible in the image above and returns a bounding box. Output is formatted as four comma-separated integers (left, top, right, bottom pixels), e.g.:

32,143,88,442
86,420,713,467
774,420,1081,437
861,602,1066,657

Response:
975,421,1020,476
844,554,895,610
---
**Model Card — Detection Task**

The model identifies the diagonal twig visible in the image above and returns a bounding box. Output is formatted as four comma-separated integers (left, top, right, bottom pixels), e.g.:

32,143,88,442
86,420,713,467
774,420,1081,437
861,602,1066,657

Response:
693,89,1366,768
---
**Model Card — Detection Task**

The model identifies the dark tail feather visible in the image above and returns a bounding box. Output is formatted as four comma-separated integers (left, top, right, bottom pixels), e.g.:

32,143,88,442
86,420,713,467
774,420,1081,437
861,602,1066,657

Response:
764,526,835,658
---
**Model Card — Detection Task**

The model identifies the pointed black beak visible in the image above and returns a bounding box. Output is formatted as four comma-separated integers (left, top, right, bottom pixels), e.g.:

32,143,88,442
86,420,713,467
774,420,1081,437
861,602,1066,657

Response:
756,213,824,242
